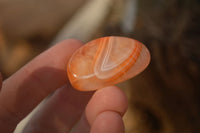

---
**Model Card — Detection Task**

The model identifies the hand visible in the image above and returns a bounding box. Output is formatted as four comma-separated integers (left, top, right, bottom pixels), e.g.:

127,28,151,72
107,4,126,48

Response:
0,40,128,133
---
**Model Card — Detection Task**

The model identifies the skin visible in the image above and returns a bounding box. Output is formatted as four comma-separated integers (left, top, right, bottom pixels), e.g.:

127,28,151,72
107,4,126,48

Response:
0,40,128,133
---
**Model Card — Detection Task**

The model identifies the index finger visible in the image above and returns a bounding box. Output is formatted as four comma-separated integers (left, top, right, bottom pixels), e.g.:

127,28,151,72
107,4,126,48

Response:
0,39,82,131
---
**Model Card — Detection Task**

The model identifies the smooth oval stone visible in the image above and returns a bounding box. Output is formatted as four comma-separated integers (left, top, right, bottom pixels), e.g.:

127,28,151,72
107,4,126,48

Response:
67,36,150,91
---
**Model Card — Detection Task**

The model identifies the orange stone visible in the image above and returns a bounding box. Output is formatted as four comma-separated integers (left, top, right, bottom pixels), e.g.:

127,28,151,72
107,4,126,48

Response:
67,36,150,91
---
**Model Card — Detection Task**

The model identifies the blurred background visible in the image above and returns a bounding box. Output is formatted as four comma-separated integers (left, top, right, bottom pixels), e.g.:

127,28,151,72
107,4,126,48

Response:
0,0,200,132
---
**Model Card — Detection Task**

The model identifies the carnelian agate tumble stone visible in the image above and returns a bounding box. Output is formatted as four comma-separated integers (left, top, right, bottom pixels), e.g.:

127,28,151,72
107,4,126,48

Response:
67,36,150,91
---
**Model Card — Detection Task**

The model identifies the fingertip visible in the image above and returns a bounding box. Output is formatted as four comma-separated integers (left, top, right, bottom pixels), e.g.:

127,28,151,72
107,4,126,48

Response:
97,86,128,111
47,39,83,68
85,86,128,125
96,86,128,115
54,39,83,49
91,111,125,133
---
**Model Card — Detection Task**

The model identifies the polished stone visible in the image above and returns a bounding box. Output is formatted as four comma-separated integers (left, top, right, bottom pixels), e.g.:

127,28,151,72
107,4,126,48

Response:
67,36,150,91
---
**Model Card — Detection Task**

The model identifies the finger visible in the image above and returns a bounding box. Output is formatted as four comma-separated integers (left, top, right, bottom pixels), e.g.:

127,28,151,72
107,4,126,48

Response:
91,111,125,133
85,86,128,125
23,83,93,133
23,86,127,133
71,86,128,133
0,40,82,132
